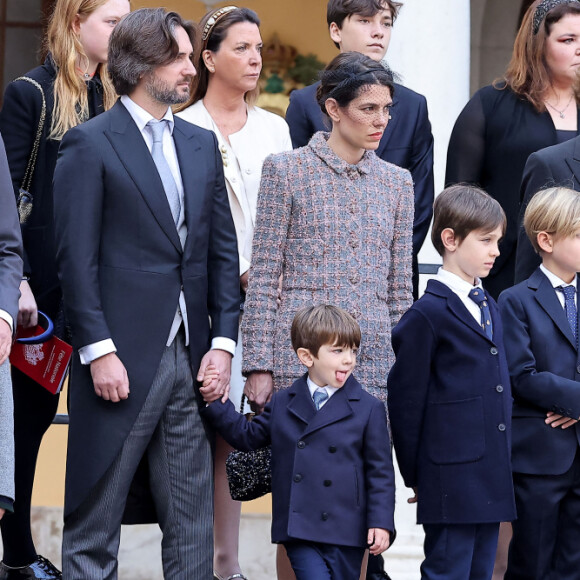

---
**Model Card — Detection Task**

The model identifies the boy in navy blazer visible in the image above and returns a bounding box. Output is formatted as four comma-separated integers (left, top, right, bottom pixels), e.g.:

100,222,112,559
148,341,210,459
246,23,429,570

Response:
499,187,580,580
388,185,516,580
201,305,395,580
285,0,433,302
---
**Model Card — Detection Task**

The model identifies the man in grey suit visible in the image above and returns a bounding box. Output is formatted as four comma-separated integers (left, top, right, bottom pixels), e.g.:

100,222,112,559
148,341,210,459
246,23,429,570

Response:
53,9,239,579
0,134,23,521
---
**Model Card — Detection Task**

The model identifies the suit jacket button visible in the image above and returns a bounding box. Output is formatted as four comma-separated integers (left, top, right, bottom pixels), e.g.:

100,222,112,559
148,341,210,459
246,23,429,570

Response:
490,347,498,355
321,512,329,521
576,364,580,374
297,441,306,449
293,474,302,483
498,423,506,432
323,480,332,487
329,446,337,453
496,385,504,393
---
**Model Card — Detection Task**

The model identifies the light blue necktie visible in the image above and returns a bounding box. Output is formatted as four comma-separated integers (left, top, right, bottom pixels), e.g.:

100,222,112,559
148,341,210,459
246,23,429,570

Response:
469,287,493,340
558,285,577,345
313,387,329,410
147,119,181,225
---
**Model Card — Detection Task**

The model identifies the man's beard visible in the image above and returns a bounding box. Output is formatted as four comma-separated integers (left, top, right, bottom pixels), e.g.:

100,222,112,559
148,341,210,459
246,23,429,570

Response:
145,74,191,106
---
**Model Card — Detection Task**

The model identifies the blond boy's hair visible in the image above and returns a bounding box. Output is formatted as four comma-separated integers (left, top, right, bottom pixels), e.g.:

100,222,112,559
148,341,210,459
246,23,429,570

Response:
524,187,580,253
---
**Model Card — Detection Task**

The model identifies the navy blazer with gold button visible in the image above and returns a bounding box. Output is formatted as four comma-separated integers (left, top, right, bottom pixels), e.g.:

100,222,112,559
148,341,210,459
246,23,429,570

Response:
202,373,395,547
388,279,516,524
499,267,580,476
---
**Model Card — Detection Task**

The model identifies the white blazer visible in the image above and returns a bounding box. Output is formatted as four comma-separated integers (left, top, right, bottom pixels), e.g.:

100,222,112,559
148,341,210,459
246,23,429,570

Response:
177,101,292,274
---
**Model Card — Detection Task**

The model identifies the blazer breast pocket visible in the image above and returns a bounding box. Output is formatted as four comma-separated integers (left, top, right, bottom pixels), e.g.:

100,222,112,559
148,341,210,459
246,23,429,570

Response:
426,397,485,464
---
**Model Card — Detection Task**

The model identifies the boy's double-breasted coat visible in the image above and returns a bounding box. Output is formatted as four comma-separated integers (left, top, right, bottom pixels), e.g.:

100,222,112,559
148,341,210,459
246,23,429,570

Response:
202,374,395,547
388,279,516,525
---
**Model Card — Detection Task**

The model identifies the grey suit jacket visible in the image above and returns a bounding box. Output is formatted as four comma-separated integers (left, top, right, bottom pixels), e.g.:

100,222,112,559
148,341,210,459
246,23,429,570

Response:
0,133,23,504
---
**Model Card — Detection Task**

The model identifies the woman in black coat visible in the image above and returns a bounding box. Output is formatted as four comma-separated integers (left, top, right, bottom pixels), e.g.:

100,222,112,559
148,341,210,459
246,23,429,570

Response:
0,1,128,578
446,0,580,299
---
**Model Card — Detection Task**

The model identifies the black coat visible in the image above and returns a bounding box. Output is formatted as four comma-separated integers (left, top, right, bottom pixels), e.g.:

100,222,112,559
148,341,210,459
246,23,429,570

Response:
0,57,104,318
446,84,580,299
53,101,240,518
516,135,580,283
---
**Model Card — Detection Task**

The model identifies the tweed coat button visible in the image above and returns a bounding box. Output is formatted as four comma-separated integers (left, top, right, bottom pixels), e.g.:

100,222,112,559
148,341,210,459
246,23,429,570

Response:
495,385,504,393
297,440,306,449
498,423,506,432
329,446,337,453
490,347,498,355
349,238,359,249
321,512,329,521
294,474,303,483
323,480,332,487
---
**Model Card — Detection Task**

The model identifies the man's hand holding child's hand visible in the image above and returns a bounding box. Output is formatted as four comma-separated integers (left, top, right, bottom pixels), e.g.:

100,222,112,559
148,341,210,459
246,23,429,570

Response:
199,365,228,403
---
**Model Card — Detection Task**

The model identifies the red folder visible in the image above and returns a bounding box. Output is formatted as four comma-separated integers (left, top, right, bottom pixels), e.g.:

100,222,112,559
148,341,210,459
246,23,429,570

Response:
10,321,72,395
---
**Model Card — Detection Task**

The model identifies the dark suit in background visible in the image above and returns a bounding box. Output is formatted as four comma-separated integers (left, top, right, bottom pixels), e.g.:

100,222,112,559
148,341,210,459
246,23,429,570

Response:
499,268,580,579
286,81,434,300
515,137,580,283
446,83,580,299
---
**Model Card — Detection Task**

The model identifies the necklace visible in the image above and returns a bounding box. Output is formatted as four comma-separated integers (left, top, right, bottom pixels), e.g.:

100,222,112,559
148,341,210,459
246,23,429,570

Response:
75,67,95,80
545,93,574,119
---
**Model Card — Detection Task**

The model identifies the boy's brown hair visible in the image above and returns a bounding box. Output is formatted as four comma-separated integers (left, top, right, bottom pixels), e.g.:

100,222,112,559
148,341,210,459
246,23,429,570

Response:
431,185,507,256
291,305,361,357
524,187,580,254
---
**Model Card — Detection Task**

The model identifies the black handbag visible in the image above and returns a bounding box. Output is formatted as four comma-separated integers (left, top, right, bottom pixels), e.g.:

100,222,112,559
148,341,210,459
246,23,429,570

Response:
225,394,272,501
14,76,46,225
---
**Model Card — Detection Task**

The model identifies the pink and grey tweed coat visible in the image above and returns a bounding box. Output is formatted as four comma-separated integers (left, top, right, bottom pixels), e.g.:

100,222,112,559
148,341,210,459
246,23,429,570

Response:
241,132,414,402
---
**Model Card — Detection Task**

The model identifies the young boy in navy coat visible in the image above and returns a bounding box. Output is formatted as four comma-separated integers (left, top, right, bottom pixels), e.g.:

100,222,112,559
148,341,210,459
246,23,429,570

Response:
499,187,580,580
201,305,395,580
388,185,516,580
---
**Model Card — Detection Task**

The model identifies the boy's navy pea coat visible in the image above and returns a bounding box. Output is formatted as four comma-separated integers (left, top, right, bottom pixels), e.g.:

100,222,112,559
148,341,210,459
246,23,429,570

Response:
202,374,395,547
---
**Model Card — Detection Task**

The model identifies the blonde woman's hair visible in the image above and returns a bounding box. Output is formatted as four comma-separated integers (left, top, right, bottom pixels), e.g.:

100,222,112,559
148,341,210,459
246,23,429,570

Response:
524,187,580,253
46,0,119,140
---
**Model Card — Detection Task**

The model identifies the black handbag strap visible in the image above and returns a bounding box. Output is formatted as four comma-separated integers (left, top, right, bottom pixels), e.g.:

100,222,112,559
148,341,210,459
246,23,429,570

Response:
15,76,46,195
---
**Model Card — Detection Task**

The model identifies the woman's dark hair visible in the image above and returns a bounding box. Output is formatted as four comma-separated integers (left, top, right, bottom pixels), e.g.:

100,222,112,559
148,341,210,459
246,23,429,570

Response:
316,51,394,116
180,7,260,108
108,8,196,96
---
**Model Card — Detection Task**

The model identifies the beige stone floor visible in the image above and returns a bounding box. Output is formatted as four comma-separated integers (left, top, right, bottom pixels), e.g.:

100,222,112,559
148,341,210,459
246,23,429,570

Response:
5,465,424,579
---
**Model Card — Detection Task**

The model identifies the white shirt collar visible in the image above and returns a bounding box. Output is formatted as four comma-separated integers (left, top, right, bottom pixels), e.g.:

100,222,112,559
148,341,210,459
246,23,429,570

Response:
437,267,483,296
306,376,339,399
540,264,578,290
120,95,174,134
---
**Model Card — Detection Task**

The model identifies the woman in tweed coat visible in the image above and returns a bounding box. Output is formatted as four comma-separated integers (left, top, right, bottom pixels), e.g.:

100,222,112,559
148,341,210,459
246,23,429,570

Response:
242,52,414,413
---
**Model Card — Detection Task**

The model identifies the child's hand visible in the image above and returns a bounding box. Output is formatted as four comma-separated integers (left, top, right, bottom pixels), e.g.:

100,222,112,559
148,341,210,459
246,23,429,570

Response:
0,508,5,520
545,411,578,429
199,365,228,403
367,528,390,555
407,487,418,504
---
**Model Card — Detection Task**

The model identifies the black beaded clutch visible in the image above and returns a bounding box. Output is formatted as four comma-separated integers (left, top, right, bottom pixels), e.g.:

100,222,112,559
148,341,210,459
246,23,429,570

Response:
225,395,272,501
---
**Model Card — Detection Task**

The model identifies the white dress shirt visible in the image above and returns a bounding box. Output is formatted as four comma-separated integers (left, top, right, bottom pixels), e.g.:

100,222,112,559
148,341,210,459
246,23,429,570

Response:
79,96,234,364
307,376,339,409
540,264,578,309
0,310,12,333
435,267,485,325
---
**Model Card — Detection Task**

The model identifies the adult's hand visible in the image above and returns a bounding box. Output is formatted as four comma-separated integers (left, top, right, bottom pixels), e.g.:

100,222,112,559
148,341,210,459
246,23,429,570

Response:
244,371,273,414
90,352,129,403
197,349,232,399
240,271,249,293
17,280,37,329
0,319,12,365
0,508,4,520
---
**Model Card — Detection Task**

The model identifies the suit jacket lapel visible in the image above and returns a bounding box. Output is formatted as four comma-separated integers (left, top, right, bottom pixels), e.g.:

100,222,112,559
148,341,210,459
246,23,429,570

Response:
104,101,181,253
287,376,317,425
564,137,580,189
531,269,577,349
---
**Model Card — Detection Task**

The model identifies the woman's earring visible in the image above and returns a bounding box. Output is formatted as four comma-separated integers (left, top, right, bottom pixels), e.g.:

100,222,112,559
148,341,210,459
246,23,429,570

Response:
208,66,215,73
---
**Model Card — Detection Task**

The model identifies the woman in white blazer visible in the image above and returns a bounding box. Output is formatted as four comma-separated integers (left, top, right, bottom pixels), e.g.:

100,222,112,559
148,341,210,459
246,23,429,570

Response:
176,6,291,580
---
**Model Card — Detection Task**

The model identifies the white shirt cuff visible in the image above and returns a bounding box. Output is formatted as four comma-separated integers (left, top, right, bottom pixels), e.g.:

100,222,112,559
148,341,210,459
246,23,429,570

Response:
211,337,236,356
0,310,13,333
79,339,117,365
239,256,251,277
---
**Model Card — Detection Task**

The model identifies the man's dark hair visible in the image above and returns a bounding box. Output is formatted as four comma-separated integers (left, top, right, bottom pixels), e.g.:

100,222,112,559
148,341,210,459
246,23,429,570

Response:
431,185,507,257
108,8,195,96
327,0,402,48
